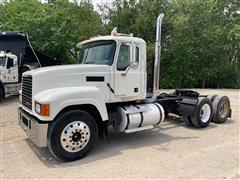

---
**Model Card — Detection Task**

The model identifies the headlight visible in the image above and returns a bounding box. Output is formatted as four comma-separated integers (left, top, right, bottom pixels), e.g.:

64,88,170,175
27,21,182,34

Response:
35,102,41,114
35,102,50,116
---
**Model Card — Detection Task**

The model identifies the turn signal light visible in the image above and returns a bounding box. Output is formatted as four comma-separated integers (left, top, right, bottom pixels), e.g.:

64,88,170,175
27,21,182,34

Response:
41,104,50,116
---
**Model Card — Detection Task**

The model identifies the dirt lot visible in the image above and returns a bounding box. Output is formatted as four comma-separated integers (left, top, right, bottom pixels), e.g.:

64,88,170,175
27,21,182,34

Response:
0,89,239,179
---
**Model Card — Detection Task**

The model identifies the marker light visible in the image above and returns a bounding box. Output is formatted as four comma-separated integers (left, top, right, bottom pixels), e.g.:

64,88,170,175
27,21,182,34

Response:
35,102,50,116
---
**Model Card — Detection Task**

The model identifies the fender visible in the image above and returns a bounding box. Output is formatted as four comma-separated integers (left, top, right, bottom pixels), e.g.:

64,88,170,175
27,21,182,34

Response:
33,86,108,122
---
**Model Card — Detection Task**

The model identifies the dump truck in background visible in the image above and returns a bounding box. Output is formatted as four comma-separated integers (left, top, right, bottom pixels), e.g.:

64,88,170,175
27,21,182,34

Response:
0,32,58,101
18,14,231,162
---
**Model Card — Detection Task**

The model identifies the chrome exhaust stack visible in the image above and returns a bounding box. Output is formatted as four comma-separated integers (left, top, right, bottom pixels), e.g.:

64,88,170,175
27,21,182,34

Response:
147,13,164,102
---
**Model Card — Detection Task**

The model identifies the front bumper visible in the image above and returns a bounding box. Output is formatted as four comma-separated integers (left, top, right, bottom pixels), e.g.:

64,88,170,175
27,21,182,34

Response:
18,107,48,147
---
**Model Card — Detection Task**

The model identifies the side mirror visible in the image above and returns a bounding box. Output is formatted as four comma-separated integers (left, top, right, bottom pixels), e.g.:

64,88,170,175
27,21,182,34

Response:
121,61,139,76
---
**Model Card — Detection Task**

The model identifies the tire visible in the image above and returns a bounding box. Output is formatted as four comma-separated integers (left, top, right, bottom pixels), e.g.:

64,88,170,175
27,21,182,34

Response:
47,110,98,162
183,116,193,126
212,95,231,123
0,87,4,102
191,97,213,128
207,94,217,102
207,94,217,122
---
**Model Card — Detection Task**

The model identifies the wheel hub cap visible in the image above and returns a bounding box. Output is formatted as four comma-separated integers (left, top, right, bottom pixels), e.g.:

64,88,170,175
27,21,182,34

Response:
72,132,82,142
60,121,90,152
200,104,211,123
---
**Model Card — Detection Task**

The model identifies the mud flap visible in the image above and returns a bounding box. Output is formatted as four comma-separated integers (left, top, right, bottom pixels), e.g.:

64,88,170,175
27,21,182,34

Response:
178,98,198,116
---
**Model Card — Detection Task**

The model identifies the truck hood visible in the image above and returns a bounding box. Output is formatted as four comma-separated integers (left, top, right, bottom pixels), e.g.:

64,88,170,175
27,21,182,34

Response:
23,64,110,77
23,64,111,98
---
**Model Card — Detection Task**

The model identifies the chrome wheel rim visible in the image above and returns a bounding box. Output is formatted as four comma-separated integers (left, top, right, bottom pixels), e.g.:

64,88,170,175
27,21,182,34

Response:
200,104,211,123
60,121,90,152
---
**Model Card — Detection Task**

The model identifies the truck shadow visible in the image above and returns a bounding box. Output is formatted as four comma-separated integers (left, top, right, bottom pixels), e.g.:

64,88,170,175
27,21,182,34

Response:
24,115,234,168
25,121,201,168
22,114,235,169
165,115,235,130
165,116,218,131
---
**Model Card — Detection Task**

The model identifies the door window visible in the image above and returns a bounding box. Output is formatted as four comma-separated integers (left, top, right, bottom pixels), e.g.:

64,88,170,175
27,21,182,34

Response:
117,45,130,71
135,46,139,63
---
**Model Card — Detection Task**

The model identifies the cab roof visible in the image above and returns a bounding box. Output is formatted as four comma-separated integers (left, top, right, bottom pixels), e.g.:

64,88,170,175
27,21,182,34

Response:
77,35,146,47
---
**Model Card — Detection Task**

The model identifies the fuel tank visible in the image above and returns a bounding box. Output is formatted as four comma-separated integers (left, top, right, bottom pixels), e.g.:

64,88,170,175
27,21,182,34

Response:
113,103,165,132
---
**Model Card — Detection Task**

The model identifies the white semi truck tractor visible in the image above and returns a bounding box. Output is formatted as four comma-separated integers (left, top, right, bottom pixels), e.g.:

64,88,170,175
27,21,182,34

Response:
18,14,231,161
0,32,58,101
0,51,20,100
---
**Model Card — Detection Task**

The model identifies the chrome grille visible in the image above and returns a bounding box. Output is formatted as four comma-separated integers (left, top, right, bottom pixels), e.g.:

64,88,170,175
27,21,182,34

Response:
22,76,32,110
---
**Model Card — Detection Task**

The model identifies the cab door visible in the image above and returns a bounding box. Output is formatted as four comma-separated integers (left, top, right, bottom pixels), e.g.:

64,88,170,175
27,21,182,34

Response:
114,43,141,97
5,57,18,83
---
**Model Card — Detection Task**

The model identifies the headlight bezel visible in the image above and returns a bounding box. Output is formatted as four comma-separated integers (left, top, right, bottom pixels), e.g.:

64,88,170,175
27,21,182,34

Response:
35,102,50,116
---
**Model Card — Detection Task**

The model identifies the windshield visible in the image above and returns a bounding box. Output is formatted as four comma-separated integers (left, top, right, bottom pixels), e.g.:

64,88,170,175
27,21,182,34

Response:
78,40,116,65
0,57,6,67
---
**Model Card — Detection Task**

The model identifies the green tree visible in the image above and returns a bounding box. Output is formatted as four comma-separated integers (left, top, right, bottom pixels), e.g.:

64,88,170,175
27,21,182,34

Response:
0,0,239,88
101,0,240,88
0,0,102,64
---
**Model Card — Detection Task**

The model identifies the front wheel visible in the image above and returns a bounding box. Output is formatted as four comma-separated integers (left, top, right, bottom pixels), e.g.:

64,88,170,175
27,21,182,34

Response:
48,110,98,161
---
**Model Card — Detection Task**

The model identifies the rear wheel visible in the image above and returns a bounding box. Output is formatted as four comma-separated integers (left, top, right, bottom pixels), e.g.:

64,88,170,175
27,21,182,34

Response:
207,94,217,102
212,95,231,123
0,87,4,102
191,97,213,128
48,110,98,162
